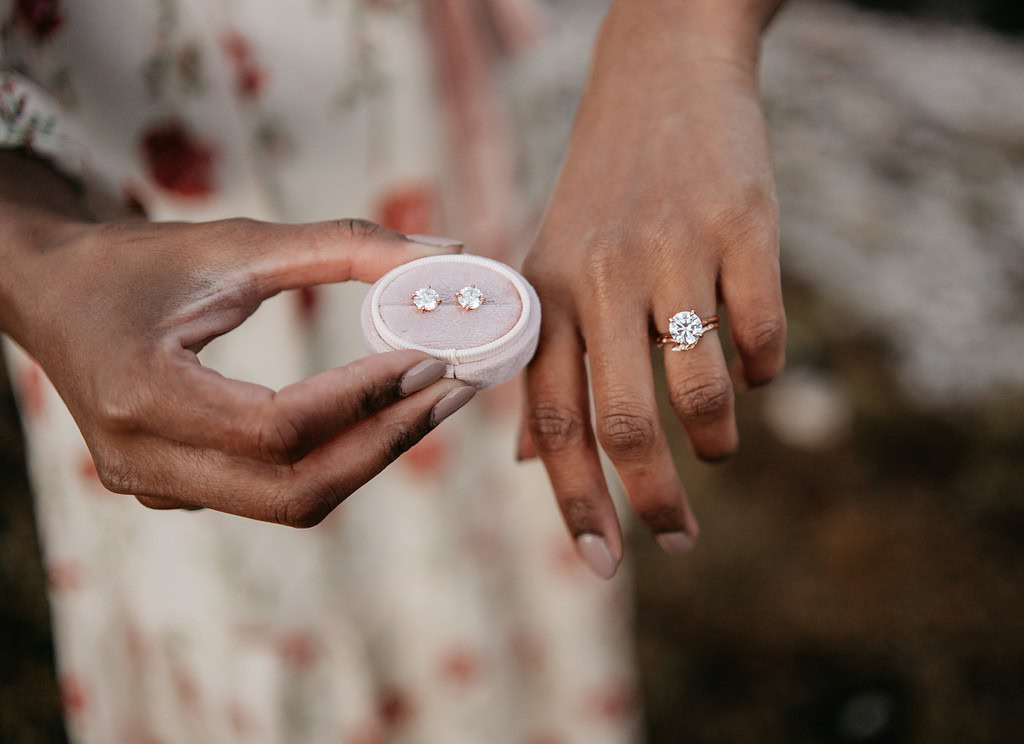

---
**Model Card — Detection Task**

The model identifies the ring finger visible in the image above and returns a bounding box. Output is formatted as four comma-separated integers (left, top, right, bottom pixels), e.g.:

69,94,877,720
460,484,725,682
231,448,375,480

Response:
654,277,738,461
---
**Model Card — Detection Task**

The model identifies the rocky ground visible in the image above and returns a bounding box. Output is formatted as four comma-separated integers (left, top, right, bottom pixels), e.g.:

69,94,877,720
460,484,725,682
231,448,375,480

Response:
2,1,1022,742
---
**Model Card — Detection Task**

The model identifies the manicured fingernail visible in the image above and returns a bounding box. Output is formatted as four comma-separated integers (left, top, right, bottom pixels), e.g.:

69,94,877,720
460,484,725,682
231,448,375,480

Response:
575,533,618,579
431,385,476,425
401,358,447,396
406,233,463,249
656,531,696,555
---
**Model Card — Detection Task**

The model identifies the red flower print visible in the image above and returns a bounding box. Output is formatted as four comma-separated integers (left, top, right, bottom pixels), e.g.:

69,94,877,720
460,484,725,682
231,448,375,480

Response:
582,682,637,722
238,65,266,98
277,631,317,668
295,286,319,325
139,119,217,198
228,701,258,736
77,452,100,484
16,362,46,417
438,646,483,686
377,688,414,728
376,183,437,235
47,560,82,592
171,666,201,711
221,31,252,66
78,451,117,498
12,0,64,41
59,673,87,714
400,431,449,476
221,31,267,99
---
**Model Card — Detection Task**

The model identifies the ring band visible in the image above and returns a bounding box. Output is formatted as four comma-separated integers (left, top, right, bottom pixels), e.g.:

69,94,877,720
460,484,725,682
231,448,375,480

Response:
655,310,720,351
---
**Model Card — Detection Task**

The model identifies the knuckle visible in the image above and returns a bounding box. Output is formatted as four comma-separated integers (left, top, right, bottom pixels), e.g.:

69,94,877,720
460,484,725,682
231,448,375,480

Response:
669,374,734,422
383,415,433,463
596,400,657,459
703,189,778,250
230,269,264,313
220,216,262,232
335,218,385,241
560,496,601,535
527,403,586,454
349,374,402,421
582,237,628,294
736,314,787,359
636,503,684,533
256,410,306,465
95,387,143,432
93,450,140,494
134,494,173,510
279,480,346,528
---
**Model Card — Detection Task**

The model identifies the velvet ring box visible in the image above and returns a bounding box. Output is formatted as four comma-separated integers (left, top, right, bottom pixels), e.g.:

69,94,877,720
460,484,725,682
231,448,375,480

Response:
360,254,542,390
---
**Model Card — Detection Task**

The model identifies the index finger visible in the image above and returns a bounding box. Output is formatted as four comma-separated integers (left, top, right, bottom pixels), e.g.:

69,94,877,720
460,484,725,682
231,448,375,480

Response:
136,348,448,464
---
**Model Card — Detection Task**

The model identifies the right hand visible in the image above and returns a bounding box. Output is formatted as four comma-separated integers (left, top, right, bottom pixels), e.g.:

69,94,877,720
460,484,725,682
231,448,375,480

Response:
4,213,475,526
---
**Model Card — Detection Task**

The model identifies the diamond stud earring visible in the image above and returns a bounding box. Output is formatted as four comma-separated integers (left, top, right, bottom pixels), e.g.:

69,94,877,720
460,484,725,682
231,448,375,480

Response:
455,285,485,310
411,286,441,312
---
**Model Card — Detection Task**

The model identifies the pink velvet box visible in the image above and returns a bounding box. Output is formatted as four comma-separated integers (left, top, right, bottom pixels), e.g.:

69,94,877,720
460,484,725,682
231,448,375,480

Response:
360,254,542,390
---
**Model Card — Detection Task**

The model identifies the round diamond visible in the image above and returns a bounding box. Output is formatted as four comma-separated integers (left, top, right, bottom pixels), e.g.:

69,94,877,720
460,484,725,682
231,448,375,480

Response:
668,311,705,347
412,287,440,311
456,285,485,310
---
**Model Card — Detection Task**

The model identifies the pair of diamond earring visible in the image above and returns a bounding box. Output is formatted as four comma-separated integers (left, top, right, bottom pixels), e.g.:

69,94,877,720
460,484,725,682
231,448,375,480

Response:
411,285,485,312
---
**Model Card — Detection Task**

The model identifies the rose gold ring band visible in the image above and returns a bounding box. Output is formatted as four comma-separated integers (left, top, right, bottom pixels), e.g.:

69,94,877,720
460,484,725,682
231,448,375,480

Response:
654,315,720,347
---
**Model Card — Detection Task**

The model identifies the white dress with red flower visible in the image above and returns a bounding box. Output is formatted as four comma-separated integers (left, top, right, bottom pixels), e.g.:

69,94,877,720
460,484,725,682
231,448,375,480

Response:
1,1,640,743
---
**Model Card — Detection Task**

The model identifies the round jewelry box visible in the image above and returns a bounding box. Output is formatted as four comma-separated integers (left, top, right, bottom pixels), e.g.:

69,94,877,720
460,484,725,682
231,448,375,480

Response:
360,254,542,390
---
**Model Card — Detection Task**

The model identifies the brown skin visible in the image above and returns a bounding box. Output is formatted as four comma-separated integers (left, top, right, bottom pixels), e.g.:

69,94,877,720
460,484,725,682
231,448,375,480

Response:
0,152,474,527
521,0,787,573
0,0,786,564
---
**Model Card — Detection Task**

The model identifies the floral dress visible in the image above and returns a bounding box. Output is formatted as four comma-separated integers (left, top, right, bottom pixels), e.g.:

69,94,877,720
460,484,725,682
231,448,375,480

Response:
1,1,640,743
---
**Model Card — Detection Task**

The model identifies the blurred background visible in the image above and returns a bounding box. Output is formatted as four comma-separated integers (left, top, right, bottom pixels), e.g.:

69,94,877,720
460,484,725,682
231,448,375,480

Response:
3,0,1022,742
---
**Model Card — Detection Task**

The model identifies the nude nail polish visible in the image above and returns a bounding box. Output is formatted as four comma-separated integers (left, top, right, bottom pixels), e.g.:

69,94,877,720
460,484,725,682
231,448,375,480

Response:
575,533,618,579
430,385,476,425
400,358,447,396
656,531,696,555
406,233,464,248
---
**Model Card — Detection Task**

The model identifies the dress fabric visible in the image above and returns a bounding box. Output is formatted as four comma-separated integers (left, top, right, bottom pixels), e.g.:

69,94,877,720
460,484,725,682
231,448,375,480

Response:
0,1,639,743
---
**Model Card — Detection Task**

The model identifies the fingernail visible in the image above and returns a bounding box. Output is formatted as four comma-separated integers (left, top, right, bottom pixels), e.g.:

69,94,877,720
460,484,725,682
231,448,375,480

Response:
430,385,476,425
401,358,447,396
575,533,618,579
656,531,697,555
406,233,464,249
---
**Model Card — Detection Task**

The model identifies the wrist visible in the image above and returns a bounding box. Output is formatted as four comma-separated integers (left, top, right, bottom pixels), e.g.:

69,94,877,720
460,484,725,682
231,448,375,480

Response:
0,154,94,350
599,0,781,79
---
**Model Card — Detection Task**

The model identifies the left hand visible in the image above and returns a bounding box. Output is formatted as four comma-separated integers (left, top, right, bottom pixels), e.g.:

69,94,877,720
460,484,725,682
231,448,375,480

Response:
521,0,787,577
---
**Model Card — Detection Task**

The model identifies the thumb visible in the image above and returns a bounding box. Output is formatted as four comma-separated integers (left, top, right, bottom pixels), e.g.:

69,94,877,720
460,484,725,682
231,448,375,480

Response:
243,218,463,297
